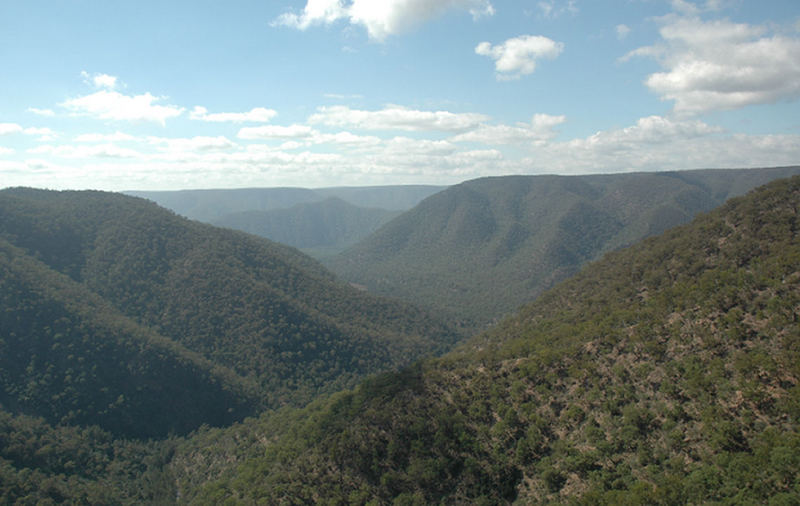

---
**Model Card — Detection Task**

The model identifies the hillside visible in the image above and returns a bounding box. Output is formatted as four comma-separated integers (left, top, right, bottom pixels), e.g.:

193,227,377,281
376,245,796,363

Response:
0,188,460,438
0,238,258,439
127,184,445,222
328,166,800,330
212,197,400,256
180,175,800,504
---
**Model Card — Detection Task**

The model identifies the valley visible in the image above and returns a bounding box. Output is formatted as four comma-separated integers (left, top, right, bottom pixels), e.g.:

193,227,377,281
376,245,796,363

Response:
1,168,798,503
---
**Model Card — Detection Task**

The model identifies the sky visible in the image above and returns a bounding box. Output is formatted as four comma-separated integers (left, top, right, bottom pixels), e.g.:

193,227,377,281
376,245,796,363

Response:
1,0,799,191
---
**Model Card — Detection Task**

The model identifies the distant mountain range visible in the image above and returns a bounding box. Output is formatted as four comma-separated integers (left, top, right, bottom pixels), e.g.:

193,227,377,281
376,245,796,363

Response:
126,184,445,222
0,188,460,439
212,197,401,256
327,167,800,330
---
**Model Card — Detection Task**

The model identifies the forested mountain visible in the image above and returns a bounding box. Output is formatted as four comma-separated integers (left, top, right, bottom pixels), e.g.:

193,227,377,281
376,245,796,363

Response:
329,166,800,330
212,197,400,256
0,188,460,439
127,184,445,222
177,175,800,504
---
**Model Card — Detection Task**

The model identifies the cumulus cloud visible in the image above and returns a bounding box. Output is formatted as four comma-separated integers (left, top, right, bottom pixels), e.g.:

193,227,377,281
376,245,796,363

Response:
624,16,800,114
475,35,564,80
61,75,184,125
0,123,56,140
27,107,55,117
616,24,631,40
75,132,136,143
536,0,578,19
452,113,566,144
81,71,119,90
190,106,278,123
0,123,23,135
23,127,57,141
308,105,488,132
61,89,185,125
237,125,316,140
0,146,14,155
148,136,238,152
28,143,141,159
274,0,494,41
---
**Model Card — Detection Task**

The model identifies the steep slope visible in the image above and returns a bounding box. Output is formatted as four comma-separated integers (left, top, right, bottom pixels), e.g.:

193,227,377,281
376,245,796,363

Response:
329,166,800,329
183,175,800,504
212,197,400,255
0,238,257,438
0,189,461,429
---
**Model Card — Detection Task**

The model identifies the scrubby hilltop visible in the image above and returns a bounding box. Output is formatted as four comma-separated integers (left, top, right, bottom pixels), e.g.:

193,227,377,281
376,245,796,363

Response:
0,188,460,438
329,166,800,330
187,175,800,504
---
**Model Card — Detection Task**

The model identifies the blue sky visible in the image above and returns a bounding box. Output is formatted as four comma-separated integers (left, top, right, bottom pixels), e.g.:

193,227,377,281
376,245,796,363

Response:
1,0,799,190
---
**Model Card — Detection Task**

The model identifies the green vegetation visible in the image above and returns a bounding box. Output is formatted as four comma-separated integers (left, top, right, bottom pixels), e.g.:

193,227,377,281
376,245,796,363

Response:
180,175,800,504
328,167,800,331
213,197,400,257
2,172,799,503
0,188,460,439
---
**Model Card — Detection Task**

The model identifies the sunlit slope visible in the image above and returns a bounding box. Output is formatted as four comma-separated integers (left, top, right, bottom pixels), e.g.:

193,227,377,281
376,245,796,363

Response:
190,175,800,504
0,189,461,428
329,167,800,329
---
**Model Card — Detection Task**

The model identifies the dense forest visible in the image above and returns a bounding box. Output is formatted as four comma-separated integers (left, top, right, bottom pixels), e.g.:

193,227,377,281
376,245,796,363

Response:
0,188,460,439
177,174,800,503
1,170,798,503
328,167,800,330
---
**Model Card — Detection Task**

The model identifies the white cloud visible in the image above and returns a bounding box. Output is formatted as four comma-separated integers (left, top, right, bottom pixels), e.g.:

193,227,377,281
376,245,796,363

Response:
0,146,14,155
582,115,722,147
616,24,631,40
385,136,456,155
61,90,185,125
0,123,23,135
0,123,56,140
312,131,382,147
81,71,118,90
475,35,564,80
23,127,57,141
452,113,566,144
189,106,277,123
308,105,488,132
27,107,55,117
148,136,238,152
624,16,800,114
75,132,136,143
29,143,141,159
237,124,316,140
536,0,578,19
274,0,494,41
274,0,348,29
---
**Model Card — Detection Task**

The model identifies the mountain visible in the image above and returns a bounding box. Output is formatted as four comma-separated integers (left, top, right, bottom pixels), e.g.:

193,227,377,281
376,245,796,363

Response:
212,197,400,256
0,188,460,438
0,237,258,439
328,167,800,330
126,184,445,222
180,175,800,504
